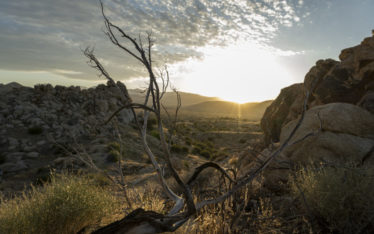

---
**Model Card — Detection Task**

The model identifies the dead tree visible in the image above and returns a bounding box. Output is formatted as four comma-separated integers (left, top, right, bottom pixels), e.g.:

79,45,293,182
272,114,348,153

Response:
83,1,313,233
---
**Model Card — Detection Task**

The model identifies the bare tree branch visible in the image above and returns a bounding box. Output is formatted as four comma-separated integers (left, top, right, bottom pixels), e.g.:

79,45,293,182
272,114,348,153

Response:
196,90,312,209
82,2,319,232
187,162,234,186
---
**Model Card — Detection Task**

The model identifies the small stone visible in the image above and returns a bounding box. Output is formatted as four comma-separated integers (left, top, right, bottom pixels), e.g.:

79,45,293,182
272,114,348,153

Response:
23,145,36,152
37,140,46,146
26,152,39,159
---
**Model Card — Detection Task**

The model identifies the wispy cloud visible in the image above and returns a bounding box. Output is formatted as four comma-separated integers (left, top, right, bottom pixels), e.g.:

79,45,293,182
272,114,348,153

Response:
0,0,305,81
53,69,83,75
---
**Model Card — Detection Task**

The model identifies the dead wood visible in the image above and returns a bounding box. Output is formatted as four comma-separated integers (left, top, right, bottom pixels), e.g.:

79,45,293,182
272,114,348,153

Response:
81,1,316,233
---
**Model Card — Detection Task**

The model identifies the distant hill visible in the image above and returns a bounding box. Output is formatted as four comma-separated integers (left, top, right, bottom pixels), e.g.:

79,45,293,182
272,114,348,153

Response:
128,89,272,120
128,89,220,107
181,100,272,120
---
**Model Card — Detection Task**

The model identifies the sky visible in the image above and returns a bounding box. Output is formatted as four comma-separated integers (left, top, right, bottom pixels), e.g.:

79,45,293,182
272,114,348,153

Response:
0,0,373,103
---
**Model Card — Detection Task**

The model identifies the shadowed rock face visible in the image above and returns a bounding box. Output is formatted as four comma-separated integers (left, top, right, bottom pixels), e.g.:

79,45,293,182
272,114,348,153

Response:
280,103,374,165
260,83,304,145
261,34,374,145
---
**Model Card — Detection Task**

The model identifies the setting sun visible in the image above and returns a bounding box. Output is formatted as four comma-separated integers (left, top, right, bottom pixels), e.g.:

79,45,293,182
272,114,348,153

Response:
173,41,293,103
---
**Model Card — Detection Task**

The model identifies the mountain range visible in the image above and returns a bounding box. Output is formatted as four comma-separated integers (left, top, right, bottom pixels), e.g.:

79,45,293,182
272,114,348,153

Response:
129,89,272,120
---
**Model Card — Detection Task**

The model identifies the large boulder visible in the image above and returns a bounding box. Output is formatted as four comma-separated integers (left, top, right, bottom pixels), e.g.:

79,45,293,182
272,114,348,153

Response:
279,103,374,165
259,103,374,191
261,34,374,145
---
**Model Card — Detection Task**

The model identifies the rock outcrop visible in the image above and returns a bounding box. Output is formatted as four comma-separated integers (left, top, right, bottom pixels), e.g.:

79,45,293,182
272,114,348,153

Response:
261,34,374,145
257,33,374,192
280,103,374,165
260,83,304,144
0,81,133,179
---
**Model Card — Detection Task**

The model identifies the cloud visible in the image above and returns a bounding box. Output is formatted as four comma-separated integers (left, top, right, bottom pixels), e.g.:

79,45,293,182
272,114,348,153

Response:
0,0,304,82
53,69,83,75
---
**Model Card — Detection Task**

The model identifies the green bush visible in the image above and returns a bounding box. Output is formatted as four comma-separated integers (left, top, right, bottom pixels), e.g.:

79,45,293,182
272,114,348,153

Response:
0,173,118,234
290,163,374,233
27,126,43,135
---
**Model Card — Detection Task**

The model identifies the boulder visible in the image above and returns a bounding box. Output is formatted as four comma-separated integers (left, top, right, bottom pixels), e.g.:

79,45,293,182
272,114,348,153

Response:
259,103,374,191
261,34,374,145
279,103,374,165
304,59,339,93
358,90,374,113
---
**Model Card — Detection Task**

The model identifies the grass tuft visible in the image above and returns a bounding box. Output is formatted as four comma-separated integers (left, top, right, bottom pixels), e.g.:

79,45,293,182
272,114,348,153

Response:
290,162,374,233
0,172,118,234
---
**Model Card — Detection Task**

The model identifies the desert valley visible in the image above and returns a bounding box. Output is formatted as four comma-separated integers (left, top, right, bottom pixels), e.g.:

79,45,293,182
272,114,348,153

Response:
0,1,373,233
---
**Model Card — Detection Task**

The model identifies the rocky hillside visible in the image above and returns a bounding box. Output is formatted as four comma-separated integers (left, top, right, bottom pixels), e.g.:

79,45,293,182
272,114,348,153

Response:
0,81,142,192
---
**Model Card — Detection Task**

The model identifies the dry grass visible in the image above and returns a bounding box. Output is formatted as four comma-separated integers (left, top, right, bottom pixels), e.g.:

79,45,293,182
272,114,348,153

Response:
0,172,119,234
290,162,374,233
125,183,166,214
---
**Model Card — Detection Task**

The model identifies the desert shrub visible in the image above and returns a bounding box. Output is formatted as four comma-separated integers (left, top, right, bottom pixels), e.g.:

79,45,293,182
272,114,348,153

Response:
27,126,43,135
205,141,213,148
239,138,246,144
192,146,202,155
182,145,189,153
107,141,121,152
147,117,157,131
290,163,374,233
149,129,160,139
34,166,53,185
200,149,211,159
185,137,192,145
171,144,189,154
87,173,112,187
195,142,208,150
0,173,118,234
107,149,121,162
